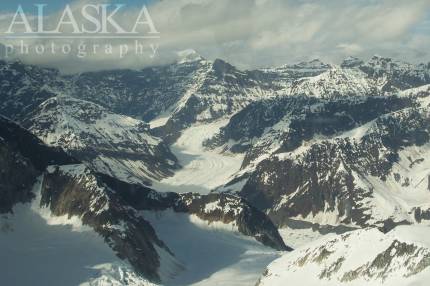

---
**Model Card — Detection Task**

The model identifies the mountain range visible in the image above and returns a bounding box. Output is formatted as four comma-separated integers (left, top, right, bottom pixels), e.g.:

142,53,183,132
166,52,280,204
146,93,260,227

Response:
1,51,430,285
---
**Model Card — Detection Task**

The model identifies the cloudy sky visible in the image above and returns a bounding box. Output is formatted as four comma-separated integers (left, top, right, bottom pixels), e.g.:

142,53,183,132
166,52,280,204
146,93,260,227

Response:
0,0,429,73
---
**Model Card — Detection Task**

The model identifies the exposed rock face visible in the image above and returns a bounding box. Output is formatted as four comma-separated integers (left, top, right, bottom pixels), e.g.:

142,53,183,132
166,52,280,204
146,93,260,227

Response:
428,175,430,192
358,56,430,92
0,116,77,170
211,86,430,231
235,106,430,230
39,164,176,283
99,174,290,251
413,207,430,223
64,56,275,142
0,117,176,282
155,56,430,141
151,58,276,142
1,115,289,283
206,95,413,160
67,58,213,122
0,116,77,213
257,226,430,286
0,61,65,121
0,138,37,213
22,96,179,185
177,193,290,251
1,55,429,149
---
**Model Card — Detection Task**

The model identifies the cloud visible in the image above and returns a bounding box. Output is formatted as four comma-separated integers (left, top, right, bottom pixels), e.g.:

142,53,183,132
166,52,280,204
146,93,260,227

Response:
0,0,429,73
337,43,363,55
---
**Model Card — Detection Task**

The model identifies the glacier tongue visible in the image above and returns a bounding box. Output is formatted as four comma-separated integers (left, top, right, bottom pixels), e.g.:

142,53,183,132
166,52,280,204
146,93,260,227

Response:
143,209,282,286
2,55,430,286
153,120,244,194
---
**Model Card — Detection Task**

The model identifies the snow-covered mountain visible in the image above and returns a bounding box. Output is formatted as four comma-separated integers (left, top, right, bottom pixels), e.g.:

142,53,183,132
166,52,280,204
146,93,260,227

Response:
2,54,430,229
358,56,430,92
257,226,430,286
0,61,65,121
2,53,429,142
0,116,175,282
212,88,430,231
0,116,287,285
2,53,430,285
22,96,179,185
253,55,430,100
197,57,430,233
0,115,77,213
64,52,274,142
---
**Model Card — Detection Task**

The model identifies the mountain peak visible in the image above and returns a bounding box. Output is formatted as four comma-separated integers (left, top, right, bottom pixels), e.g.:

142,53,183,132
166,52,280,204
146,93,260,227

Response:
341,56,364,68
292,58,330,69
269,58,330,71
370,54,392,62
364,55,414,74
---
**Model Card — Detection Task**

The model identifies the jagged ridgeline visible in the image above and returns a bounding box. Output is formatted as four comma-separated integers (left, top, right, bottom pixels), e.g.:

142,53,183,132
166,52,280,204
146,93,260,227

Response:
0,116,287,285
1,53,430,285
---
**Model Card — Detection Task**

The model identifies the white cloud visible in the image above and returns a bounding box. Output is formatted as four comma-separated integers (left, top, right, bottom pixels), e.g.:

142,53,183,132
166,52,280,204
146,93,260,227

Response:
0,0,429,73
337,43,363,55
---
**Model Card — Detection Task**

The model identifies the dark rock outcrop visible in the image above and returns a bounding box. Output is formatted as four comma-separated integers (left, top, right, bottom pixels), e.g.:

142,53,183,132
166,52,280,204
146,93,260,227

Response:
0,116,77,213
236,106,430,229
0,117,174,282
40,165,176,282
100,174,290,251
22,96,179,185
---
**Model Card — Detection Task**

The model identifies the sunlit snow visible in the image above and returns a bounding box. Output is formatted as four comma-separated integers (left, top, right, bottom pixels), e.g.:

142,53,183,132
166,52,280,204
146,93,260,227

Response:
143,210,282,286
153,120,244,194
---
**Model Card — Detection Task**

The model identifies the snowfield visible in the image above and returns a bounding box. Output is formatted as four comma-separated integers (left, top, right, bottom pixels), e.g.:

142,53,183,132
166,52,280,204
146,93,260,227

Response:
0,179,155,286
27,96,177,185
257,226,430,286
153,120,244,194
143,210,282,286
278,227,325,249
0,172,282,286
2,55,430,286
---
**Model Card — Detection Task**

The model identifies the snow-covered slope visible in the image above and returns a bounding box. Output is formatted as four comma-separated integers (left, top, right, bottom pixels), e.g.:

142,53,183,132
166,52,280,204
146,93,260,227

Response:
23,96,179,185
2,55,430,286
0,117,181,283
67,53,274,142
359,56,430,92
257,226,430,286
143,210,282,286
288,67,378,98
154,120,244,194
0,193,157,286
1,115,289,285
151,57,277,142
210,87,430,231
0,60,66,121
0,115,77,212
1,55,429,141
